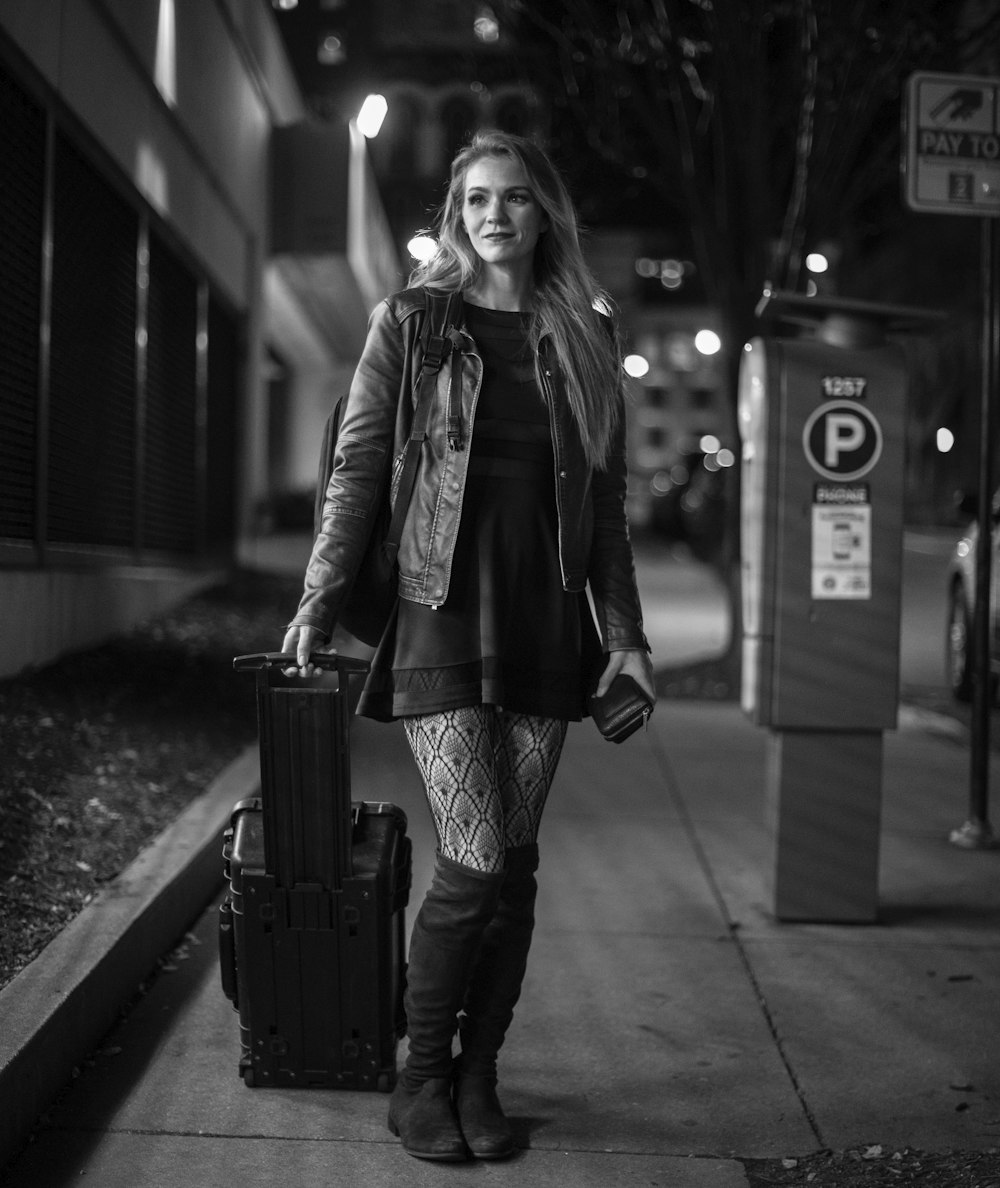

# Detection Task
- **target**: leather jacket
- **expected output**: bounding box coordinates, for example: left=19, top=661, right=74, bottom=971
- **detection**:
left=291, top=287, right=649, bottom=654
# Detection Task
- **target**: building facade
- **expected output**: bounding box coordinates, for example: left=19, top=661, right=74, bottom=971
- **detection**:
left=0, top=0, right=400, bottom=676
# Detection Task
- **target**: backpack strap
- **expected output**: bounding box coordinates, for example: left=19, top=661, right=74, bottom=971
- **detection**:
left=444, top=328, right=465, bottom=451
left=421, top=289, right=466, bottom=450
left=419, top=289, right=456, bottom=379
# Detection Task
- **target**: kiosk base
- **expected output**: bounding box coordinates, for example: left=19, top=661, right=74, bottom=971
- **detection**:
left=766, top=729, right=882, bottom=923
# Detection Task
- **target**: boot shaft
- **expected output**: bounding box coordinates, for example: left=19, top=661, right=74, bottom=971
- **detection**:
left=458, top=844, right=540, bottom=1078
left=402, top=855, right=505, bottom=1082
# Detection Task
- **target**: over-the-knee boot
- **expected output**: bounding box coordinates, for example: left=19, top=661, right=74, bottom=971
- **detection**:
left=387, top=855, right=504, bottom=1162
left=454, top=843, right=539, bottom=1160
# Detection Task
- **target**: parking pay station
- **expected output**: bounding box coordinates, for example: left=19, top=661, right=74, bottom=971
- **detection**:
left=740, top=291, right=923, bottom=922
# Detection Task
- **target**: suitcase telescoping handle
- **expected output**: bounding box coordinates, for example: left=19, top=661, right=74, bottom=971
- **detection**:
left=233, top=652, right=371, bottom=676
left=233, top=652, right=369, bottom=889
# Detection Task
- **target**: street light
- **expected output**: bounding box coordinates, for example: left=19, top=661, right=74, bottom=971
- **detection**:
left=357, top=94, right=387, bottom=138
left=407, top=235, right=437, bottom=262
left=694, top=329, right=721, bottom=356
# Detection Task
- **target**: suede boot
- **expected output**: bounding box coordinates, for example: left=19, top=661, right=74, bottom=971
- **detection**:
left=454, top=843, right=539, bottom=1160
left=387, top=855, right=504, bottom=1162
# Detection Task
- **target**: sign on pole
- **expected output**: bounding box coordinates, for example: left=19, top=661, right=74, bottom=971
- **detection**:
left=903, top=71, right=1000, bottom=217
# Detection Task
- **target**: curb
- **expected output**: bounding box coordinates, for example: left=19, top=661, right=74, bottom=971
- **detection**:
left=0, top=746, right=259, bottom=1170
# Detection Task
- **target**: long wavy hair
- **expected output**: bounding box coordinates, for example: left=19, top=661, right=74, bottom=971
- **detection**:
left=409, top=130, right=621, bottom=469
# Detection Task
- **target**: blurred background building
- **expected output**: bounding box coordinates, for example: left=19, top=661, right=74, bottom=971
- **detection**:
left=0, top=0, right=402, bottom=676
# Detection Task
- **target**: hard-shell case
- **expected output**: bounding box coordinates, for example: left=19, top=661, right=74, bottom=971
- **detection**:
left=218, top=653, right=411, bottom=1091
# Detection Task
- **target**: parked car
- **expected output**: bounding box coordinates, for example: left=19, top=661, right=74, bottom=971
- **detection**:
left=946, top=492, right=997, bottom=702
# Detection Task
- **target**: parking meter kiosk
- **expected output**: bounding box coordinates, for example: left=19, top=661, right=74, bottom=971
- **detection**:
left=740, top=292, right=923, bottom=922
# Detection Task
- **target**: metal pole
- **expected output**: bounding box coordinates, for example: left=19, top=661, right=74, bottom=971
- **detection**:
left=951, top=217, right=998, bottom=849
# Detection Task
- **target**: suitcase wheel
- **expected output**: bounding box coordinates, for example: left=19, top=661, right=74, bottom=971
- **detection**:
left=377, top=1072, right=392, bottom=1093
left=243, top=1067, right=257, bottom=1087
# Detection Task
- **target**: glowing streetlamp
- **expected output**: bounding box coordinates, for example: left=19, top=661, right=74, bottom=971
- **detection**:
left=357, top=94, right=388, bottom=139
left=623, top=354, right=650, bottom=378
left=694, top=329, right=721, bottom=356
left=407, top=235, right=437, bottom=262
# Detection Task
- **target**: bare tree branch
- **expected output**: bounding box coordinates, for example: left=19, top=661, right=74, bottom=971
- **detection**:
left=774, top=0, right=817, bottom=289
left=498, top=0, right=998, bottom=332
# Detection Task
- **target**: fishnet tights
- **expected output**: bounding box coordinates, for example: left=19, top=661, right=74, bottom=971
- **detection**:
left=403, top=706, right=568, bottom=873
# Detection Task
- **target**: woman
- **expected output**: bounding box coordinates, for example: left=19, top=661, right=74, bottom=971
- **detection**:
left=282, top=130, right=654, bottom=1162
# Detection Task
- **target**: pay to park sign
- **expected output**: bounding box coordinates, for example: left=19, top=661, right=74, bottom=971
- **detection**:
left=904, top=71, right=1000, bottom=217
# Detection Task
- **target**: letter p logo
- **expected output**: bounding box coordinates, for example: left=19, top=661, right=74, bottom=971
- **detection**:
left=803, top=402, right=883, bottom=481
left=824, top=413, right=865, bottom=467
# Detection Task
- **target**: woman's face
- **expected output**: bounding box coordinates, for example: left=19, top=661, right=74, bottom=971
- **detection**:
left=460, top=155, right=548, bottom=270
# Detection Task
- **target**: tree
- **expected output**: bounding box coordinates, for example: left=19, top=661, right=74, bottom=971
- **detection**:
left=502, top=0, right=997, bottom=354
left=497, top=0, right=1000, bottom=686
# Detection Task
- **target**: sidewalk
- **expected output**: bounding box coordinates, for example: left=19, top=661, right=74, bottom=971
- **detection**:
left=1, top=543, right=998, bottom=1186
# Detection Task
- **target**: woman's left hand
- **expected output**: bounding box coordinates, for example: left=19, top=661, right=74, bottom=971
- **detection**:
left=595, top=648, right=656, bottom=702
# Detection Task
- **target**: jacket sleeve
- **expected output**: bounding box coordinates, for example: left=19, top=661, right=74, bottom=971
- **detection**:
left=288, top=298, right=406, bottom=639
left=587, top=397, right=651, bottom=654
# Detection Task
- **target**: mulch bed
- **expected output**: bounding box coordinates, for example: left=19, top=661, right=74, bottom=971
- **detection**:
left=0, top=568, right=301, bottom=991
left=742, top=1145, right=1000, bottom=1186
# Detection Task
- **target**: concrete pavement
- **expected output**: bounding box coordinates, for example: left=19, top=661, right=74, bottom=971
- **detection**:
left=2, top=539, right=999, bottom=1186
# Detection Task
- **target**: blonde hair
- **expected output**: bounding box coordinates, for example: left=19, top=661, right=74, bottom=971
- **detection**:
left=410, top=131, right=621, bottom=468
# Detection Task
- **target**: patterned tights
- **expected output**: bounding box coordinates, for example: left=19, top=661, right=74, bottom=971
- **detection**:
left=403, top=706, right=568, bottom=874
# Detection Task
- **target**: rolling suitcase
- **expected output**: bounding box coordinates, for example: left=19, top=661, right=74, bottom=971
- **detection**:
left=218, top=652, right=411, bottom=1091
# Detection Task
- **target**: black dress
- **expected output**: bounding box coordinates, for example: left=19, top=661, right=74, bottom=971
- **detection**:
left=355, top=304, right=602, bottom=723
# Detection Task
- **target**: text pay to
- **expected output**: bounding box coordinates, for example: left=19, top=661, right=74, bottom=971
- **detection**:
left=812, top=502, right=872, bottom=599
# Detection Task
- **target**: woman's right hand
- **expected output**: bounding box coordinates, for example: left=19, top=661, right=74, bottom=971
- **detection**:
left=281, top=624, right=333, bottom=677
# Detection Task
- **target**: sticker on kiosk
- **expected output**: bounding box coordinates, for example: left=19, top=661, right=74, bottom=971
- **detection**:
left=811, top=495, right=871, bottom=599
left=803, top=401, right=881, bottom=601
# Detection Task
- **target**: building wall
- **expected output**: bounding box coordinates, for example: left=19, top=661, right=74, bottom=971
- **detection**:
left=265, top=118, right=405, bottom=497
left=0, top=0, right=304, bottom=677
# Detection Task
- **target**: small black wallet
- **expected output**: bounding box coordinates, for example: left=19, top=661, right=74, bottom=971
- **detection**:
left=588, top=674, right=654, bottom=744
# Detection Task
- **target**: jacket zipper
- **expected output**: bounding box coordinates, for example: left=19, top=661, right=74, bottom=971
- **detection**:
left=539, top=360, right=570, bottom=590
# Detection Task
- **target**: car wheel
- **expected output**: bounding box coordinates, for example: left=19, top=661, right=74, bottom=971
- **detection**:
left=947, top=583, right=973, bottom=702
